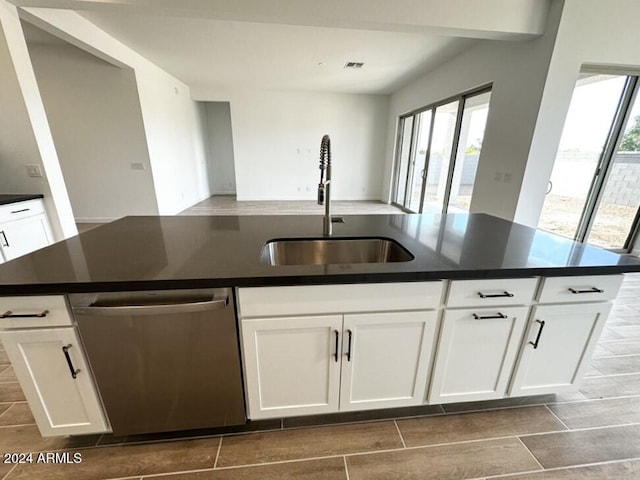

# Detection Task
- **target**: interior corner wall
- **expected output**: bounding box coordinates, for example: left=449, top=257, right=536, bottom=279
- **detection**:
left=22, top=7, right=211, bottom=216
left=28, top=43, right=159, bottom=222
left=384, top=0, right=564, bottom=223
left=204, top=102, right=236, bottom=195
left=0, top=1, right=76, bottom=240
left=515, top=0, right=640, bottom=235
left=227, top=90, right=390, bottom=201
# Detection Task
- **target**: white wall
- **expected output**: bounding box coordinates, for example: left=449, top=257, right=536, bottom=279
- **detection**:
left=21, top=7, right=211, bottom=215
left=0, top=1, right=76, bottom=239
left=224, top=90, right=389, bottom=201
left=383, top=0, right=564, bottom=224
left=203, top=102, right=236, bottom=195
left=28, top=42, right=158, bottom=222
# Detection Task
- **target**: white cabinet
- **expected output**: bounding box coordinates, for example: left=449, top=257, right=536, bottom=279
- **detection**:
left=242, top=310, right=439, bottom=419
left=508, top=303, right=610, bottom=396
left=0, top=296, right=108, bottom=437
left=238, top=282, right=443, bottom=419
left=428, top=306, right=528, bottom=404
left=508, top=274, right=621, bottom=397
left=0, top=199, right=53, bottom=262
left=340, top=311, right=438, bottom=411
left=241, top=315, right=343, bottom=419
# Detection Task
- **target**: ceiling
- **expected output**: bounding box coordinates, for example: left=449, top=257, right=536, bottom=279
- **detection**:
left=11, top=0, right=552, bottom=96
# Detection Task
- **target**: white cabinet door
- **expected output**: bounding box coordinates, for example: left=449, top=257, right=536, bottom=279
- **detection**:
left=0, top=328, right=108, bottom=437
left=241, top=315, right=343, bottom=419
left=509, top=303, right=611, bottom=397
left=0, top=213, right=52, bottom=261
left=340, top=311, right=438, bottom=411
left=428, top=306, right=528, bottom=404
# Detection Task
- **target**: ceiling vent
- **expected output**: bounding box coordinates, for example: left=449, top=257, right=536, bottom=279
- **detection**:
left=344, top=62, right=365, bottom=69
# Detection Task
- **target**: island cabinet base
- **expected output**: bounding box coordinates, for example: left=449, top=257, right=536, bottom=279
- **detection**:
left=238, top=282, right=444, bottom=419
left=238, top=275, right=623, bottom=420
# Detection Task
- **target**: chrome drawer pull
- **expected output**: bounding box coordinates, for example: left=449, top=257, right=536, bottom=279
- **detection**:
left=473, top=312, right=508, bottom=320
left=62, top=344, right=81, bottom=379
left=568, top=287, right=604, bottom=294
left=477, top=291, right=514, bottom=298
left=1, top=309, right=49, bottom=319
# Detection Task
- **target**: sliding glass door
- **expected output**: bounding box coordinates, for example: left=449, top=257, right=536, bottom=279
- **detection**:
left=538, top=73, right=640, bottom=252
left=392, top=87, right=492, bottom=214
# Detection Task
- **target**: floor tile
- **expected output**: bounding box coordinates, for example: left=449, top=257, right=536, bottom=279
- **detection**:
left=0, top=403, right=35, bottom=426
left=147, top=457, right=346, bottom=480
left=346, top=437, right=541, bottom=480
left=0, top=366, right=16, bottom=382
left=549, top=396, right=640, bottom=428
left=217, top=421, right=402, bottom=467
left=0, top=402, right=11, bottom=417
left=521, top=424, right=640, bottom=469
left=0, top=425, right=99, bottom=454
left=0, top=350, right=9, bottom=365
left=283, top=404, right=444, bottom=429
left=98, top=419, right=281, bottom=446
left=0, top=383, right=26, bottom=403
left=579, top=373, right=640, bottom=399
left=583, top=365, right=603, bottom=377
left=598, top=340, right=640, bottom=356
left=592, top=344, right=614, bottom=357
left=397, top=406, right=565, bottom=447
left=598, top=328, right=624, bottom=342
left=495, top=459, right=640, bottom=479
left=0, top=463, right=15, bottom=479
left=442, top=392, right=586, bottom=413
left=591, top=355, right=640, bottom=375
left=609, top=325, right=640, bottom=339
left=7, top=438, right=219, bottom=480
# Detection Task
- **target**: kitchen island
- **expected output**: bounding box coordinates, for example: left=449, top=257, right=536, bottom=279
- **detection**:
left=1, top=213, right=640, bottom=437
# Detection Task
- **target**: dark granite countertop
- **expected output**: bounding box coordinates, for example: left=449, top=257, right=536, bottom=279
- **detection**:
left=0, top=213, right=639, bottom=295
left=0, top=194, right=44, bottom=206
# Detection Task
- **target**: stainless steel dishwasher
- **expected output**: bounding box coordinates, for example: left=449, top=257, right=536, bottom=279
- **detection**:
left=70, top=288, right=245, bottom=435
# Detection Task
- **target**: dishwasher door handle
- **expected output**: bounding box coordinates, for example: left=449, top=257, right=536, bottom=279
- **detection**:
left=73, top=297, right=228, bottom=316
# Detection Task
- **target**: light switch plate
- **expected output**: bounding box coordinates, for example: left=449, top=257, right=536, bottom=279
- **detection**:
left=25, top=164, right=43, bottom=177
left=131, top=162, right=145, bottom=170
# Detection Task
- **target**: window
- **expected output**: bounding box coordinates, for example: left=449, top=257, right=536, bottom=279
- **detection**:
left=538, top=73, right=640, bottom=252
left=392, top=87, right=492, bottom=214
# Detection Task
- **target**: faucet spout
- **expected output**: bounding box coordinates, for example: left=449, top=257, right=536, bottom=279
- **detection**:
left=318, top=134, right=332, bottom=236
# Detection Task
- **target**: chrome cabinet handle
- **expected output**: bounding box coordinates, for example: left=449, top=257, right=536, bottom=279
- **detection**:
left=477, top=291, right=514, bottom=298
left=568, top=287, right=604, bottom=294
left=346, top=329, right=353, bottom=362
left=1, top=309, right=49, bottom=319
left=73, top=297, right=227, bottom=316
left=472, top=312, right=507, bottom=320
left=62, top=344, right=81, bottom=379
left=529, top=320, right=546, bottom=349
left=334, top=330, right=339, bottom=362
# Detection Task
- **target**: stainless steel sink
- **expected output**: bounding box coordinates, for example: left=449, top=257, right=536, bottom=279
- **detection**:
left=260, top=237, right=414, bottom=266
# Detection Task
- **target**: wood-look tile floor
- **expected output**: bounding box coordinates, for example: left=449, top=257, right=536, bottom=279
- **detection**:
left=4, top=199, right=638, bottom=478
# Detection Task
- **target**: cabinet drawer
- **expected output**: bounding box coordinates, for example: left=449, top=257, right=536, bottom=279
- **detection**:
left=238, top=282, right=443, bottom=317
left=0, top=296, right=72, bottom=329
left=0, top=199, right=45, bottom=223
left=537, top=275, right=623, bottom=304
left=446, top=278, right=538, bottom=308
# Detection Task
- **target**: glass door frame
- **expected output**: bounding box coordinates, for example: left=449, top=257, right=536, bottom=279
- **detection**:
left=574, top=75, right=640, bottom=252
left=391, top=84, right=492, bottom=214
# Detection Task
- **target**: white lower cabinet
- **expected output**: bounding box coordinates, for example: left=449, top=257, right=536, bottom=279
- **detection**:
left=241, top=310, right=439, bottom=419
left=0, top=327, right=108, bottom=436
left=0, top=199, right=53, bottom=261
left=428, top=306, right=528, bottom=404
left=241, top=315, right=343, bottom=419
left=508, top=303, right=611, bottom=396
left=340, top=311, right=438, bottom=411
